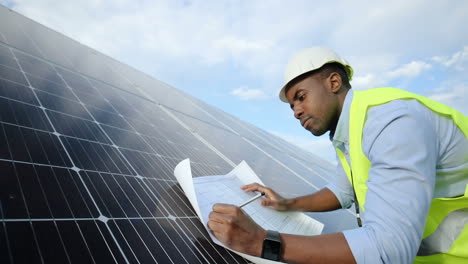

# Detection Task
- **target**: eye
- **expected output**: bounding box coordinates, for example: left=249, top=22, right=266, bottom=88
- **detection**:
left=298, top=93, right=305, bottom=101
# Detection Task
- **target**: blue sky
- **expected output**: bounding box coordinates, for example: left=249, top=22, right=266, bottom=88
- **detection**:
left=3, top=0, right=468, bottom=163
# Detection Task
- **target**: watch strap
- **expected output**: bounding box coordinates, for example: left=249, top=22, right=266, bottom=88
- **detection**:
left=261, top=230, right=282, bottom=261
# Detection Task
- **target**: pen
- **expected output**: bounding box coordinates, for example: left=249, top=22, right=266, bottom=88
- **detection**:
left=239, top=192, right=265, bottom=208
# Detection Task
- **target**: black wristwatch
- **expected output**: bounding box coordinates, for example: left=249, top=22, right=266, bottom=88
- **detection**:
left=261, top=230, right=282, bottom=261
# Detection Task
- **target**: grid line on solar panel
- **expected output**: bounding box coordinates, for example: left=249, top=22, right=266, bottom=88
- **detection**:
left=0, top=63, right=27, bottom=85
left=61, top=137, right=135, bottom=175
left=1, top=57, right=232, bottom=182
left=158, top=105, right=237, bottom=166
left=242, top=137, right=323, bottom=189
left=196, top=106, right=332, bottom=182
left=0, top=157, right=201, bottom=221
left=0, top=53, right=19, bottom=70
left=124, top=204, right=221, bottom=264
left=28, top=74, right=77, bottom=101
left=165, top=104, right=237, bottom=134
left=8, top=44, right=151, bottom=230
left=1, top=24, right=346, bottom=258
left=0, top=117, right=225, bottom=179
left=0, top=156, right=167, bottom=190
left=0, top=11, right=40, bottom=57
left=0, top=96, right=52, bottom=131
left=14, top=57, right=149, bottom=183
left=74, top=89, right=117, bottom=114
left=76, top=169, right=217, bottom=263
left=2, top=41, right=238, bottom=136
left=250, top=124, right=335, bottom=168
left=0, top=160, right=99, bottom=219
left=0, top=80, right=237, bottom=174
left=0, top=115, right=121, bottom=155
left=5, top=222, right=43, bottom=262
left=110, top=219, right=194, bottom=264
left=141, top=180, right=248, bottom=264
left=47, top=110, right=112, bottom=144
left=0, top=14, right=264, bottom=264
left=0, top=122, right=72, bottom=167
left=1, top=42, right=245, bottom=169
left=56, top=67, right=101, bottom=96
left=0, top=78, right=38, bottom=105
left=48, top=64, right=210, bottom=185
left=0, top=215, right=13, bottom=264
left=0, top=42, right=11, bottom=55
left=2, top=120, right=223, bottom=264
left=241, top=137, right=331, bottom=185
left=15, top=51, right=66, bottom=86
left=34, top=90, right=92, bottom=120
left=0, top=217, right=199, bottom=222
left=1, top=41, right=147, bottom=104
left=14, top=220, right=127, bottom=263
left=166, top=110, right=329, bottom=194
left=0, top=75, right=27, bottom=90
left=40, top=85, right=236, bottom=168
left=80, top=171, right=165, bottom=218
left=182, top=218, right=250, bottom=264
left=187, top=93, right=337, bottom=176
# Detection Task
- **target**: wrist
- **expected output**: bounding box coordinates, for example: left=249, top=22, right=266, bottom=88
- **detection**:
left=285, top=198, right=297, bottom=211
left=261, top=230, right=283, bottom=261
left=255, top=229, right=268, bottom=257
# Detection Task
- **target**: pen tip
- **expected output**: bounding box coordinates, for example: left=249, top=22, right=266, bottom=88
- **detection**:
left=261, top=192, right=265, bottom=196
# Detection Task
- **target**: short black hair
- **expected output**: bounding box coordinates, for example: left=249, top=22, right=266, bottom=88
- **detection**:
left=316, top=62, right=352, bottom=89
left=285, top=62, right=352, bottom=95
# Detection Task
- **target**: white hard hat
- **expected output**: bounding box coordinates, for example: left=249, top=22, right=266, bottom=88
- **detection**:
left=279, top=46, right=353, bottom=102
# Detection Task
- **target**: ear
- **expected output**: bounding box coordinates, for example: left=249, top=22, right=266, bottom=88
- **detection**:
left=328, top=72, right=342, bottom=94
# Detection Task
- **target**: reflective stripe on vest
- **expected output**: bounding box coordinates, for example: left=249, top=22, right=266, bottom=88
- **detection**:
left=336, top=87, right=468, bottom=263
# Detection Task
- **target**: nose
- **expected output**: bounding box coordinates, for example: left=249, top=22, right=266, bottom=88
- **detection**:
left=293, top=105, right=303, bottom=120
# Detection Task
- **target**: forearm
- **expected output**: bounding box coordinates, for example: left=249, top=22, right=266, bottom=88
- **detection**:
left=280, top=232, right=355, bottom=264
left=287, top=187, right=342, bottom=212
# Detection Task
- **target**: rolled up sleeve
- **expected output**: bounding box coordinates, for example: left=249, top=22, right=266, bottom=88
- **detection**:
left=325, top=162, right=354, bottom=209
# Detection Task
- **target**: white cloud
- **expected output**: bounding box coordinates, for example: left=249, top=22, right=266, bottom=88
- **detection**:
left=431, top=46, right=468, bottom=70
left=8, top=0, right=281, bottom=68
left=387, top=61, right=432, bottom=79
left=231, top=86, right=270, bottom=100
left=352, top=73, right=386, bottom=90
left=427, top=46, right=468, bottom=115
left=330, top=1, right=468, bottom=58
left=6, top=0, right=468, bottom=93
left=352, top=61, right=432, bottom=90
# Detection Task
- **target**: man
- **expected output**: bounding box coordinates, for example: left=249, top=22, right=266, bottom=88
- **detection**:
left=208, top=47, right=468, bottom=263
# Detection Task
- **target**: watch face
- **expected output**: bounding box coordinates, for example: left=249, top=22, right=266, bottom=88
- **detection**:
left=263, top=239, right=281, bottom=261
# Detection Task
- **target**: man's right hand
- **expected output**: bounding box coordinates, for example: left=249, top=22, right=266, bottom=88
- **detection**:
left=241, top=183, right=294, bottom=211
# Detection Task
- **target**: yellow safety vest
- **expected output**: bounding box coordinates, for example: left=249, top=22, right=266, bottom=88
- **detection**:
left=336, top=87, right=468, bottom=263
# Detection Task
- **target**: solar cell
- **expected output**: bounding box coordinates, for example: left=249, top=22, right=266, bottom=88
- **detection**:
left=0, top=5, right=356, bottom=263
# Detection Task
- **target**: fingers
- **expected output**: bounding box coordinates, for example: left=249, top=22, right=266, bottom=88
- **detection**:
left=241, top=182, right=266, bottom=193
left=241, top=183, right=282, bottom=202
left=212, top=203, right=238, bottom=214
left=261, top=199, right=276, bottom=207
left=207, top=217, right=225, bottom=232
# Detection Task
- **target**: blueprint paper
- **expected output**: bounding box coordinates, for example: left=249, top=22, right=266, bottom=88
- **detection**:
left=174, top=159, right=324, bottom=264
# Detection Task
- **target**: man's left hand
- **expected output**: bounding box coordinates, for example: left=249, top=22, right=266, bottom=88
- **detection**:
left=208, top=203, right=267, bottom=256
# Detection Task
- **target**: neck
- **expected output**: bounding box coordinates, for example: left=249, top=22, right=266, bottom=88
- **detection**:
left=330, top=88, right=349, bottom=135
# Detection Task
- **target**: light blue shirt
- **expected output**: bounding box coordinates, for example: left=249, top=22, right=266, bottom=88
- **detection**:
left=326, top=89, right=468, bottom=264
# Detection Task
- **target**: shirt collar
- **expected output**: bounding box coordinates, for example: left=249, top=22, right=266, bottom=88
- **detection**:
left=331, top=89, right=353, bottom=147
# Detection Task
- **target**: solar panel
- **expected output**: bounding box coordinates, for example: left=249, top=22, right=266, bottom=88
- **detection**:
left=0, top=5, right=356, bottom=263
